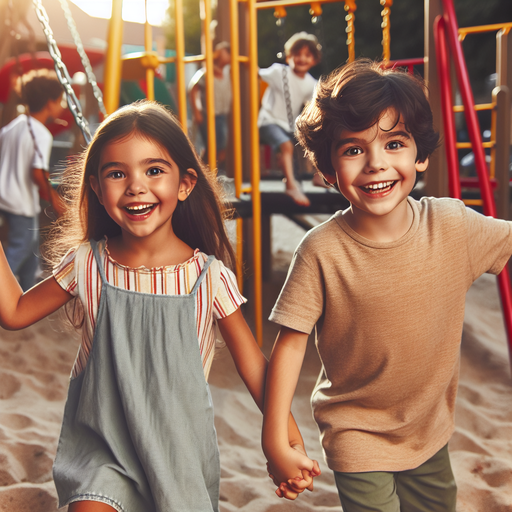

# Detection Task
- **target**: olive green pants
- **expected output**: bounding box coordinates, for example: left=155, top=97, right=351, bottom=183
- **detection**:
left=334, top=445, right=457, bottom=512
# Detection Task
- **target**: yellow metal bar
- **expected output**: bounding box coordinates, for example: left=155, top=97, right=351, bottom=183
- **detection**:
left=463, top=199, right=483, bottom=206
left=249, top=0, right=263, bottom=346
left=344, top=1, right=355, bottom=62
left=230, top=0, right=244, bottom=290
left=103, top=0, right=124, bottom=114
left=203, top=0, right=217, bottom=173
left=380, top=0, right=392, bottom=62
left=458, top=22, right=512, bottom=40
left=174, top=0, right=187, bottom=127
left=144, top=1, right=154, bottom=101
left=255, top=0, right=339, bottom=9
left=452, top=103, right=493, bottom=112
left=238, top=55, right=250, bottom=63
left=456, top=141, right=494, bottom=149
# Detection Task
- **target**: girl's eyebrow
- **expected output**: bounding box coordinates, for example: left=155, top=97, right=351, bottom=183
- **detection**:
left=99, top=158, right=172, bottom=173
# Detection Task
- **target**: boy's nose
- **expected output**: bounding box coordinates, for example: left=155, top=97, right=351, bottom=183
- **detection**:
left=365, top=151, right=389, bottom=173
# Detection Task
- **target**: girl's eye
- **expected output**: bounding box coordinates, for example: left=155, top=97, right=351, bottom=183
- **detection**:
left=106, top=171, right=124, bottom=179
left=147, top=167, right=164, bottom=176
left=344, top=147, right=362, bottom=156
left=387, top=140, right=404, bottom=150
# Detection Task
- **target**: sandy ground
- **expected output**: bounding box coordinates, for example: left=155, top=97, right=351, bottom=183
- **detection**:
left=0, top=215, right=512, bottom=511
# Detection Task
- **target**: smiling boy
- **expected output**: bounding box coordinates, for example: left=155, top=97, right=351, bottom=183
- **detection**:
left=262, top=59, right=512, bottom=511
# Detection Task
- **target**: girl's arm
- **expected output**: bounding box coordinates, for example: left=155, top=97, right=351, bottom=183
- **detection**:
left=217, top=309, right=301, bottom=442
left=0, top=243, right=73, bottom=330
left=217, top=310, right=319, bottom=498
left=261, top=326, right=316, bottom=488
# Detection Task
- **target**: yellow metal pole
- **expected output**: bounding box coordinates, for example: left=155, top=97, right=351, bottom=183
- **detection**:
left=203, top=0, right=217, bottom=173
left=380, top=0, right=392, bottom=62
left=248, top=0, right=263, bottom=346
left=344, top=1, right=356, bottom=62
left=144, top=0, right=155, bottom=101
left=103, top=0, right=124, bottom=114
left=230, top=0, right=244, bottom=288
left=174, top=0, right=187, bottom=128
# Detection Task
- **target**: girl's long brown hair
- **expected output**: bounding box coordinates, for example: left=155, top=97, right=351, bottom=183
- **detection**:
left=45, top=101, right=236, bottom=324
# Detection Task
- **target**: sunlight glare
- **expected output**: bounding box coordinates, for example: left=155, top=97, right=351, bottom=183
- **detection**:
left=70, top=0, right=169, bottom=26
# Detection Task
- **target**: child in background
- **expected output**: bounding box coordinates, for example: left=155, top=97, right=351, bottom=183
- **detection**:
left=0, top=69, right=64, bottom=290
left=258, top=32, right=321, bottom=207
left=262, top=59, right=512, bottom=511
left=0, top=101, right=316, bottom=511
left=189, top=42, right=232, bottom=171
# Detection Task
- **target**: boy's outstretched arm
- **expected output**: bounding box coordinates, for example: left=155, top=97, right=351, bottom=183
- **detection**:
left=262, top=326, right=317, bottom=489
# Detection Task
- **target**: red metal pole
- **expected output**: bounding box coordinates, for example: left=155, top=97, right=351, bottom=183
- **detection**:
left=440, top=0, right=495, bottom=217
left=434, top=15, right=461, bottom=200
left=440, top=0, right=512, bottom=372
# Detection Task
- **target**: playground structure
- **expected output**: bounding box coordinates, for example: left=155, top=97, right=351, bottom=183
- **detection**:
left=0, top=0, right=511, bottom=367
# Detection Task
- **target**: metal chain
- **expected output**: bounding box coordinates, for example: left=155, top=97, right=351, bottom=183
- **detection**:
left=282, top=64, right=295, bottom=132
left=32, top=0, right=92, bottom=144
left=58, top=0, right=107, bottom=116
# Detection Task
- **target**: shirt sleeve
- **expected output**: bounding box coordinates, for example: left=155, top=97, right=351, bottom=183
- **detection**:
left=465, top=205, right=512, bottom=279
left=269, top=245, right=325, bottom=334
left=32, top=124, right=53, bottom=171
left=52, top=247, right=79, bottom=296
left=258, top=63, right=282, bottom=88
left=213, top=261, right=247, bottom=319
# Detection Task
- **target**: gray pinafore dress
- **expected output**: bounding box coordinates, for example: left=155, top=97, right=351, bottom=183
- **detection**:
left=53, top=240, right=220, bottom=511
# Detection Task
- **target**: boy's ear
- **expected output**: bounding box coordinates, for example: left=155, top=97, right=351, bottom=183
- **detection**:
left=415, top=158, right=429, bottom=173
left=89, top=175, right=104, bottom=205
left=178, top=169, right=198, bottom=201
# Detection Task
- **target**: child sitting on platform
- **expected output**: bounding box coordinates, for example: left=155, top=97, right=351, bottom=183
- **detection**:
left=258, top=32, right=321, bottom=207
left=262, top=58, right=512, bottom=511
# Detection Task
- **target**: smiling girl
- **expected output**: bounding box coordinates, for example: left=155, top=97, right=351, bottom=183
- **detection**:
left=0, top=101, right=316, bottom=511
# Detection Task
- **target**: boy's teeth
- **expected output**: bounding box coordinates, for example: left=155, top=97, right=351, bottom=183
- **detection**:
left=364, top=181, right=394, bottom=190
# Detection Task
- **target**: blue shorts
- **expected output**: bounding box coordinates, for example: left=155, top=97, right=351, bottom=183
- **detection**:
left=199, top=114, right=228, bottom=152
left=259, top=124, right=295, bottom=150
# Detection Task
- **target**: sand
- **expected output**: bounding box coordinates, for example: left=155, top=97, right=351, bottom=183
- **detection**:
left=0, top=215, right=512, bottom=511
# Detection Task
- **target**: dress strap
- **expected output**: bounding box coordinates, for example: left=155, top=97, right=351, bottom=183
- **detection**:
left=191, top=255, right=215, bottom=295
left=90, top=239, right=108, bottom=284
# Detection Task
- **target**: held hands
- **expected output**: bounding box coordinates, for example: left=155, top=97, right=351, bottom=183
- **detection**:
left=266, top=444, right=321, bottom=500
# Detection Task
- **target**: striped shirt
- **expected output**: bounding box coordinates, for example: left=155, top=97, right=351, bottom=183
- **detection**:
left=53, top=239, right=246, bottom=379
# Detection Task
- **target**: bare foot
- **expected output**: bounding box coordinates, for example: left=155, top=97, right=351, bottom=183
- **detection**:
left=285, top=185, right=310, bottom=207
left=312, top=172, right=331, bottom=188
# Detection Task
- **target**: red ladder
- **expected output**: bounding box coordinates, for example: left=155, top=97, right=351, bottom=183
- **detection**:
left=434, top=0, right=512, bottom=372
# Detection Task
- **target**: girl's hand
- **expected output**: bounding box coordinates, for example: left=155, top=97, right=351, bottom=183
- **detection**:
left=265, top=444, right=316, bottom=498
left=267, top=444, right=321, bottom=499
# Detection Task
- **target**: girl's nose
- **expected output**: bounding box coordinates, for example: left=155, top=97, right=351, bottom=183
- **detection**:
left=125, top=176, right=148, bottom=195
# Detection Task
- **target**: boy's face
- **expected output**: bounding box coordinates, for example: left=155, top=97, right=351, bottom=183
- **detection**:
left=287, top=46, right=317, bottom=77
left=329, top=108, right=428, bottom=228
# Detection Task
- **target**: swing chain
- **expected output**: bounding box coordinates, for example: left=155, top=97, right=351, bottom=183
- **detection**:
left=32, top=0, right=92, bottom=144
left=281, top=65, right=295, bottom=132
left=58, top=0, right=107, bottom=116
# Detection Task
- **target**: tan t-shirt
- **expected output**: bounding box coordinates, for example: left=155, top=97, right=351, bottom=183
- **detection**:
left=270, top=197, right=512, bottom=473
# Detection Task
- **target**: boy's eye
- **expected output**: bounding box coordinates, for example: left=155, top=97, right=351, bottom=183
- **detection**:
left=106, top=170, right=124, bottom=179
left=147, top=167, right=164, bottom=176
left=344, top=147, right=362, bottom=156
left=387, top=141, right=404, bottom=150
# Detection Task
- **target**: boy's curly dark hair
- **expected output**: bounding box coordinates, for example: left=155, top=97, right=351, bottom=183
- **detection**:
left=296, top=59, right=439, bottom=179
left=18, top=69, right=63, bottom=114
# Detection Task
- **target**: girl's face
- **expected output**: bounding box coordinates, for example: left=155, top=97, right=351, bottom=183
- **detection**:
left=90, top=133, right=196, bottom=243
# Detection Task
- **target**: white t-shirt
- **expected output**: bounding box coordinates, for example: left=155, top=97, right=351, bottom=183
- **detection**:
left=258, top=63, right=317, bottom=132
left=0, top=114, right=52, bottom=217
left=188, top=66, right=232, bottom=116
